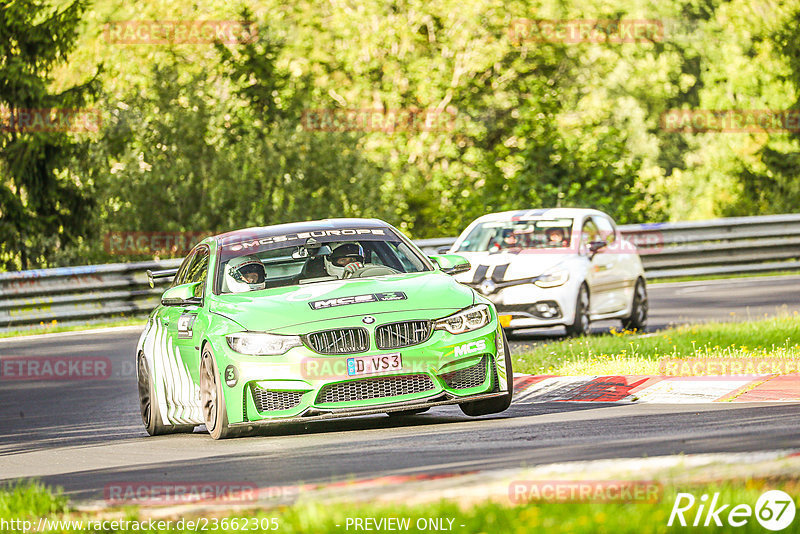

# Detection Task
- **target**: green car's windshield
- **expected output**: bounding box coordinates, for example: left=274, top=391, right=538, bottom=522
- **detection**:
left=216, top=238, right=430, bottom=294
left=454, top=218, right=575, bottom=252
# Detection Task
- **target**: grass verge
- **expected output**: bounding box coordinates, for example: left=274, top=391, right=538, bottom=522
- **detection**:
left=647, top=270, right=800, bottom=284
left=1, top=479, right=797, bottom=533
left=512, top=314, right=800, bottom=376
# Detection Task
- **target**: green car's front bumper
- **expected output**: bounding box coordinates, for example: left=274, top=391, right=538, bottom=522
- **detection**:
left=212, top=315, right=507, bottom=427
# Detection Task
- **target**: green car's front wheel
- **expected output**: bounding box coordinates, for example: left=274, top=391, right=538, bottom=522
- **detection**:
left=200, top=345, right=233, bottom=440
left=137, top=352, right=194, bottom=436
left=459, top=331, right=514, bottom=417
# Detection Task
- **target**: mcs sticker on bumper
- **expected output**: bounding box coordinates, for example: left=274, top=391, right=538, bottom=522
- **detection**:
left=454, top=339, right=487, bottom=357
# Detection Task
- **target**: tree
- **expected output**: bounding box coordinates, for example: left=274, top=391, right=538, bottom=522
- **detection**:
left=88, top=14, right=379, bottom=258
left=0, top=0, right=100, bottom=270
left=726, top=4, right=800, bottom=216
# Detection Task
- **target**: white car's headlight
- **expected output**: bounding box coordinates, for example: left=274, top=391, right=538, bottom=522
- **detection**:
left=435, top=304, right=491, bottom=335
left=226, top=332, right=302, bottom=355
left=534, top=270, right=569, bottom=288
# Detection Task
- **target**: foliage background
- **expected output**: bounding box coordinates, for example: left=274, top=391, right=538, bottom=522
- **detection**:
left=1, top=0, right=799, bottom=269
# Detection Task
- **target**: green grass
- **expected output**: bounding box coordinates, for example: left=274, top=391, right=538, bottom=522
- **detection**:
left=0, top=317, right=145, bottom=339
left=512, top=314, right=800, bottom=376
left=1, top=479, right=797, bottom=533
left=648, top=270, right=800, bottom=284
left=0, top=481, right=68, bottom=519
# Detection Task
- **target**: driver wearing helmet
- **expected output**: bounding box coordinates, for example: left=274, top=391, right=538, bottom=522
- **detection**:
left=324, top=243, right=366, bottom=279
left=225, top=255, right=266, bottom=293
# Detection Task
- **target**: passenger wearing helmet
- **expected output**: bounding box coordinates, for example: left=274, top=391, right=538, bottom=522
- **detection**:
left=324, top=243, right=366, bottom=279
left=225, top=255, right=266, bottom=293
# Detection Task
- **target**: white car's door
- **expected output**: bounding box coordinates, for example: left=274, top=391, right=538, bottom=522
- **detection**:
left=591, top=215, right=630, bottom=313
left=581, top=216, right=619, bottom=315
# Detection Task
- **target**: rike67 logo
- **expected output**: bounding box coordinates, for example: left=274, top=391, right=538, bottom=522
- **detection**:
left=669, top=490, right=796, bottom=531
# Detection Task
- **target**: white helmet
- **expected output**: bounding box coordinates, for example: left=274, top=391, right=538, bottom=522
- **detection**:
left=225, top=255, right=266, bottom=293
left=324, top=243, right=365, bottom=278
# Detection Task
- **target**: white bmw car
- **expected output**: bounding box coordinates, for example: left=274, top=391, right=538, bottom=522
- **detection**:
left=447, top=208, right=647, bottom=335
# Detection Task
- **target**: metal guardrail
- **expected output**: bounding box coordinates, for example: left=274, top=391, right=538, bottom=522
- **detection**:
left=2, top=214, right=799, bottom=331
left=0, top=259, right=182, bottom=330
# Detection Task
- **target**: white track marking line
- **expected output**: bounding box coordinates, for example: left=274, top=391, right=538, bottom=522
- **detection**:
left=634, top=379, right=753, bottom=403
left=0, top=325, right=143, bottom=344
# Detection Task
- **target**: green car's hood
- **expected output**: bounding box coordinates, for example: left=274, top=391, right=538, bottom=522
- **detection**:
left=209, top=272, right=475, bottom=332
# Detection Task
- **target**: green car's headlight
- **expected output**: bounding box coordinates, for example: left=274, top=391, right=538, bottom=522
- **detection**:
left=434, top=304, right=491, bottom=335
left=534, top=269, right=569, bottom=288
left=226, top=332, right=302, bottom=356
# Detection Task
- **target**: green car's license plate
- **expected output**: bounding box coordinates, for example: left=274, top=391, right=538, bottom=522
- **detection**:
left=346, top=353, right=402, bottom=376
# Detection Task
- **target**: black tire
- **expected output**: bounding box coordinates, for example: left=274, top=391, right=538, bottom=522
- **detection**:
left=565, top=284, right=590, bottom=337
left=622, top=278, right=648, bottom=331
left=137, top=352, right=194, bottom=436
left=460, top=331, right=513, bottom=416
left=200, top=346, right=233, bottom=440
left=387, top=408, right=430, bottom=417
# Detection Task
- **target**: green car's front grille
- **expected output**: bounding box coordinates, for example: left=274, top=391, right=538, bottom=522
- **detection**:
left=251, top=386, right=305, bottom=412
left=375, top=320, right=433, bottom=349
left=305, top=327, right=369, bottom=354
left=440, top=355, right=489, bottom=390
left=316, top=374, right=436, bottom=404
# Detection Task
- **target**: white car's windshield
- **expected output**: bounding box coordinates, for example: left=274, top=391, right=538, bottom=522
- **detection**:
left=455, top=219, right=574, bottom=252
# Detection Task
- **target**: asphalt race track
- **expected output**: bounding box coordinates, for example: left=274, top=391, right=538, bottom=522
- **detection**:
left=509, top=274, right=800, bottom=340
left=1, top=276, right=799, bottom=502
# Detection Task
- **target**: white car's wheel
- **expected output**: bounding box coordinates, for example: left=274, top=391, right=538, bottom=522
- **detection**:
left=565, top=284, right=590, bottom=337
left=622, top=278, right=648, bottom=331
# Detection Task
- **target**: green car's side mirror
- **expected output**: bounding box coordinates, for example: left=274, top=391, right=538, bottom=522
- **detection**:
left=161, top=282, right=202, bottom=306
left=429, top=254, right=471, bottom=276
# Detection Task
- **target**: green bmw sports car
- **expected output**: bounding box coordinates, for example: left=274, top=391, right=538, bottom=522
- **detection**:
left=137, top=219, right=513, bottom=439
